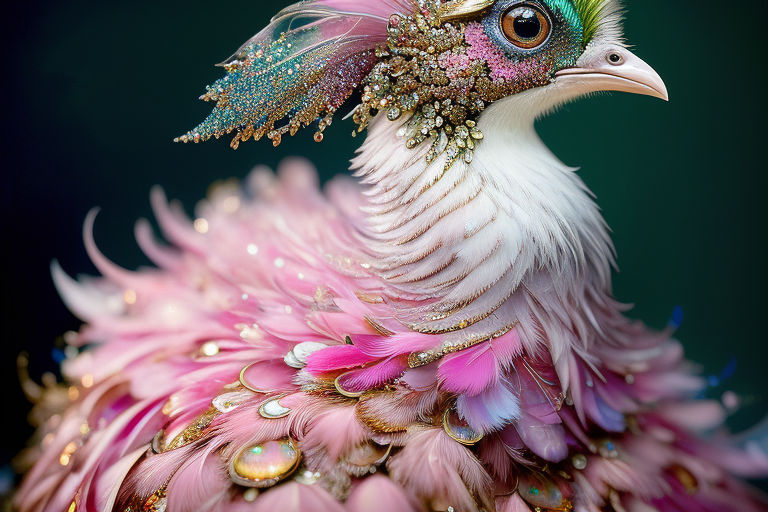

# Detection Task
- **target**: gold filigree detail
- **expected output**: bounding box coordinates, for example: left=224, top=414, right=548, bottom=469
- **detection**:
left=408, top=322, right=519, bottom=367
left=364, top=315, right=395, bottom=336
left=437, top=0, right=496, bottom=21
left=162, top=409, right=217, bottom=452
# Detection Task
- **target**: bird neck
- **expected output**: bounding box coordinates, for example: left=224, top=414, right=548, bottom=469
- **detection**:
left=353, top=90, right=614, bottom=335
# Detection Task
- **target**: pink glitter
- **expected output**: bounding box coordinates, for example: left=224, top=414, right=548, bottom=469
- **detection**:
left=464, top=22, right=543, bottom=82
left=437, top=51, right=473, bottom=79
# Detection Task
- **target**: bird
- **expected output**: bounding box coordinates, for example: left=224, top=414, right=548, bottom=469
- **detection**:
left=14, top=0, right=768, bottom=511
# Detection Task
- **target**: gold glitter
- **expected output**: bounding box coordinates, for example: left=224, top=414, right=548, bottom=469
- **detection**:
left=59, top=441, right=78, bottom=466
left=164, top=409, right=217, bottom=451
left=408, top=322, right=518, bottom=367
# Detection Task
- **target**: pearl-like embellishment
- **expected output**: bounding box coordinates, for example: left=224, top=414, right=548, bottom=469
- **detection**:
left=291, top=342, right=327, bottom=364
left=283, top=342, right=327, bottom=369
left=572, top=453, right=588, bottom=470
left=258, top=397, right=291, bottom=419
left=230, top=438, right=301, bottom=488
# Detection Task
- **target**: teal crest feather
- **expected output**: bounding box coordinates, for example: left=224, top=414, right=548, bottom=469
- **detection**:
left=175, top=4, right=386, bottom=149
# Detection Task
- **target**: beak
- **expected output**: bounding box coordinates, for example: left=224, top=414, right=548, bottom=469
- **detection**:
left=555, top=45, right=668, bottom=101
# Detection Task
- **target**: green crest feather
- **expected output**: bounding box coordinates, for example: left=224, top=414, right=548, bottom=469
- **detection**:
left=572, top=0, right=607, bottom=45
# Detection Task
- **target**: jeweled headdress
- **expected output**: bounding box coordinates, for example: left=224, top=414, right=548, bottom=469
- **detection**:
left=177, top=0, right=607, bottom=165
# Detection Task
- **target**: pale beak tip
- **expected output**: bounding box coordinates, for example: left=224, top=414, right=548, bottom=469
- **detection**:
left=658, top=85, right=670, bottom=102
left=556, top=46, right=670, bottom=103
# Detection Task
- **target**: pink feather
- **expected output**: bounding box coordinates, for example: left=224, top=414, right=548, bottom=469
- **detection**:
left=387, top=428, right=494, bottom=512
left=345, top=475, right=419, bottom=512
left=438, top=331, right=522, bottom=396
left=252, top=482, right=346, bottom=512
left=335, top=356, right=408, bottom=393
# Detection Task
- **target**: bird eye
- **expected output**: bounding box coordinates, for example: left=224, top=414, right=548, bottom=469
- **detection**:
left=501, top=4, right=551, bottom=50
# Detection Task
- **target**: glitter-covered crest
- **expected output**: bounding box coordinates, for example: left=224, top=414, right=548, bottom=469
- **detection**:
left=175, top=1, right=394, bottom=148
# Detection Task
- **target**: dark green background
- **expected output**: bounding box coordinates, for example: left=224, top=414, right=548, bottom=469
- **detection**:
left=2, top=0, right=766, bottom=483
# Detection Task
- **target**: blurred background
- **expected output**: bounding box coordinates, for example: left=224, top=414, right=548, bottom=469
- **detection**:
left=2, top=0, right=766, bottom=494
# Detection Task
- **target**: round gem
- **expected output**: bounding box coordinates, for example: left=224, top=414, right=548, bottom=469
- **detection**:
left=518, top=472, right=569, bottom=510
left=572, top=454, right=588, bottom=470
left=230, top=438, right=301, bottom=488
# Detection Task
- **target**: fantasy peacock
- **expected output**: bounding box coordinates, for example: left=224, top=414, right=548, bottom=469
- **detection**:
left=15, top=0, right=768, bottom=510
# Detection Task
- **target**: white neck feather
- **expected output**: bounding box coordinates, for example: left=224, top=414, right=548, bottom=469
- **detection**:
left=352, top=88, right=614, bottom=343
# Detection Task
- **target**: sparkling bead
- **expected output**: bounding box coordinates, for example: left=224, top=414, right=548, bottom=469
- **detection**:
left=572, top=454, right=588, bottom=470
left=598, top=439, right=619, bottom=458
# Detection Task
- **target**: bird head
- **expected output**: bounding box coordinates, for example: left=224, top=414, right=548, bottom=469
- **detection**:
left=462, top=0, right=668, bottom=101
left=176, top=0, right=666, bottom=163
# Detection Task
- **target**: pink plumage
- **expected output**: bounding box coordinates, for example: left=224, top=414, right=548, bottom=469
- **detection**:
left=14, top=0, right=768, bottom=511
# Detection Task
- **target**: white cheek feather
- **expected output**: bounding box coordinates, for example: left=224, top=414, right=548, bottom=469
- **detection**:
left=353, top=84, right=617, bottom=378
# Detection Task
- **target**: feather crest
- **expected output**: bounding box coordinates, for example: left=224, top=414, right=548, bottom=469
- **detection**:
left=175, top=0, right=414, bottom=148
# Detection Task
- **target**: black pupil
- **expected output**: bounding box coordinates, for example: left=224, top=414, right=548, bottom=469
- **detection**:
left=513, top=11, right=541, bottom=40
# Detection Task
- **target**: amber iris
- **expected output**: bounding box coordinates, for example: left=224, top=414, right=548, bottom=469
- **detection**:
left=501, top=4, right=551, bottom=49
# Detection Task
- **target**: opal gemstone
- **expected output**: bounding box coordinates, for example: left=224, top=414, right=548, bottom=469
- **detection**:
left=518, top=472, right=571, bottom=511
left=230, top=438, right=301, bottom=488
